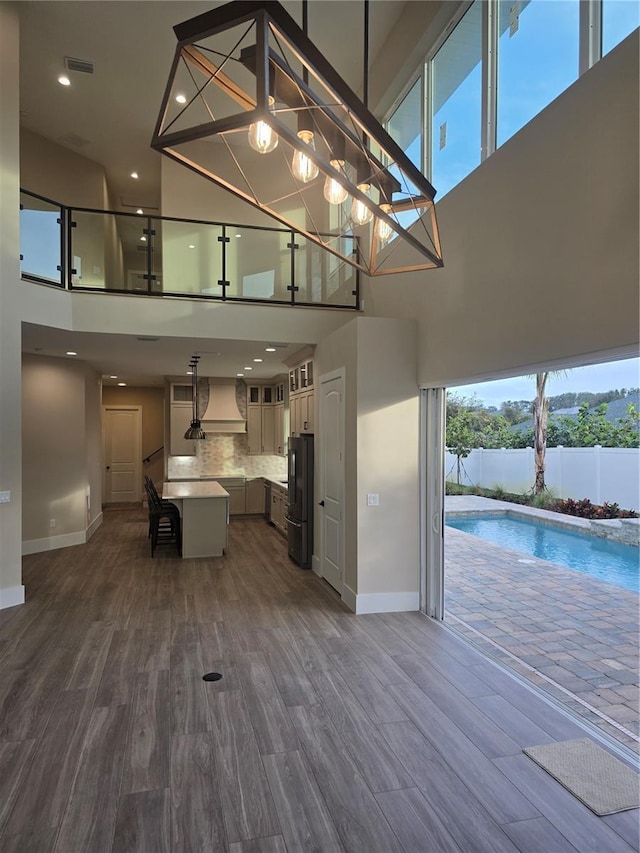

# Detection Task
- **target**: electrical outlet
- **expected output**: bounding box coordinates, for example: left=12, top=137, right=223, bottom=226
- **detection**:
left=0, top=490, right=10, bottom=503
left=367, top=493, right=379, bottom=506
left=49, top=518, right=56, bottom=528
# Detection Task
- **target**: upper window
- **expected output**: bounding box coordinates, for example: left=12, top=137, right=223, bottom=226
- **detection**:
left=431, top=0, right=483, bottom=199
left=602, top=0, right=640, bottom=56
left=497, top=0, right=580, bottom=147
left=387, top=76, right=424, bottom=230
left=388, top=76, right=423, bottom=170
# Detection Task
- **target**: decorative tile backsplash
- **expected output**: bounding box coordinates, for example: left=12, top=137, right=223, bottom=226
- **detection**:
left=168, top=379, right=287, bottom=480
left=168, top=433, right=287, bottom=479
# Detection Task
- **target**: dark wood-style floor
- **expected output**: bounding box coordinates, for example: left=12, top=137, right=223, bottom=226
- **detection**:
left=0, top=509, right=637, bottom=852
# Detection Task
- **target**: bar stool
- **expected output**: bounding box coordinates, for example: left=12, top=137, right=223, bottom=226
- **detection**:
left=144, top=477, right=181, bottom=556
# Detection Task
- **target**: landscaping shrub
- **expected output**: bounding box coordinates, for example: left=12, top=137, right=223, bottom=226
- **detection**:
left=446, top=482, right=638, bottom=518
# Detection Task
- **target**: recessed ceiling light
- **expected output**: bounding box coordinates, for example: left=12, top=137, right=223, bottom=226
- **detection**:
left=175, top=94, right=187, bottom=104
left=235, top=233, right=242, bottom=238
left=117, top=382, right=127, bottom=387
left=109, top=375, right=118, bottom=379
left=140, top=235, right=147, bottom=242
left=188, top=244, right=195, bottom=249
left=186, top=370, right=193, bottom=375
left=58, top=75, right=71, bottom=86
left=130, top=171, right=139, bottom=179
left=236, top=372, right=244, bottom=377
left=66, top=350, right=77, bottom=356
left=136, top=208, right=144, bottom=215
left=253, top=358, right=263, bottom=362
left=265, top=347, right=276, bottom=352
left=243, top=366, right=252, bottom=370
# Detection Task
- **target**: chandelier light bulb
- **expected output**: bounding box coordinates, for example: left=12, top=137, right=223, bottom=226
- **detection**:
left=376, top=203, right=394, bottom=244
left=323, top=159, right=349, bottom=205
left=248, top=96, right=278, bottom=154
left=350, top=183, right=374, bottom=226
left=292, top=129, right=319, bottom=183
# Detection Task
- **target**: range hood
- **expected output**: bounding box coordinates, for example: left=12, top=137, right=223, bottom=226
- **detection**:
left=201, top=378, right=246, bottom=433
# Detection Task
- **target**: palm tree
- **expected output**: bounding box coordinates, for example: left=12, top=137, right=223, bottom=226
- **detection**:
left=532, top=372, right=550, bottom=494
left=531, top=370, right=566, bottom=495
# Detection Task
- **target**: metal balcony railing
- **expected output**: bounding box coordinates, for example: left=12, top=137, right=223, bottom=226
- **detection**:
left=19, top=189, right=360, bottom=310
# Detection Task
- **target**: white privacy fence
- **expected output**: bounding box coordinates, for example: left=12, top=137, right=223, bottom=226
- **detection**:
left=445, top=446, right=640, bottom=510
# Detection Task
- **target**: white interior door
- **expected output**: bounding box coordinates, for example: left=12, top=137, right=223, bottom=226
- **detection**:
left=103, top=406, right=142, bottom=503
left=319, top=370, right=345, bottom=592
left=420, top=388, right=445, bottom=619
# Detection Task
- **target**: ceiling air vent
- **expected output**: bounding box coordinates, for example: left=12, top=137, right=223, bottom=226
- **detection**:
left=64, top=56, right=95, bottom=75
left=58, top=132, right=90, bottom=148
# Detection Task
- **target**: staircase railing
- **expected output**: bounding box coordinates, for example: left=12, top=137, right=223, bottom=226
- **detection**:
left=20, top=189, right=360, bottom=310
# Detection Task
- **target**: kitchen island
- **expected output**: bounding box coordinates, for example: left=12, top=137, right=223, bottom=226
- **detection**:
left=162, top=480, right=229, bottom=558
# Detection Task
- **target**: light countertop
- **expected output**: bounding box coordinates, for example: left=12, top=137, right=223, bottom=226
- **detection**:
left=163, top=481, right=230, bottom=500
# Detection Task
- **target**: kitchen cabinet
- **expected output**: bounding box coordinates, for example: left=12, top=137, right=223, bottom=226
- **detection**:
left=246, top=478, right=265, bottom=514
left=170, top=384, right=196, bottom=456
left=214, top=477, right=246, bottom=515
left=286, top=351, right=315, bottom=438
left=247, top=407, right=262, bottom=454
left=270, top=482, right=288, bottom=536
left=274, top=402, right=287, bottom=456
left=247, top=404, right=275, bottom=454
left=290, top=388, right=314, bottom=436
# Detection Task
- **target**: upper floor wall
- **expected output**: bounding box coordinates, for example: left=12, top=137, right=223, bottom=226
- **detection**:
left=365, top=29, right=639, bottom=387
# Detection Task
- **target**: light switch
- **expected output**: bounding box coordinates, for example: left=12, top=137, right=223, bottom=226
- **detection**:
left=0, top=490, right=10, bottom=503
left=367, top=493, right=379, bottom=506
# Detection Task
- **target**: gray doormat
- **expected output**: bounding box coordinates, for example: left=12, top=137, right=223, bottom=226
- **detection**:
left=524, top=738, right=640, bottom=815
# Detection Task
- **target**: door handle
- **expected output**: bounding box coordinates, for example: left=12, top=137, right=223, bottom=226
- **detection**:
left=319, top=500, right=325, bottom=506
left=285, top=515, right=302, bottom=528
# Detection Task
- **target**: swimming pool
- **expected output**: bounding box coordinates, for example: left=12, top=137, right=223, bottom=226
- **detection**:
left=446, top=514, right=639, bottom=592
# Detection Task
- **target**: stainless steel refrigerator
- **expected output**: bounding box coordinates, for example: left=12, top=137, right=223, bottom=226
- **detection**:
left=286, top=434, right=314, bottom=568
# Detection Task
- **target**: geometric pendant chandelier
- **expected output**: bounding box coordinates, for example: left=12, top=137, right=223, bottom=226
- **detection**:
left=152, top=0, right=443, bottom=276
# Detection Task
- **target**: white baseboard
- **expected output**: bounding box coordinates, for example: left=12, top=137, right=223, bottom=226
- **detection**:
left=311, top=554, right=322, bottom=577
left=0, top=585, right=25, bottom=609
left=23, top=530, right=86, bottom=556
left=86, top=512, right=103, bottom=541
left=343, top=587, right=420, bottom=615
left=342, top=584, right=357, bottom=612
left=23, top=512, right=104, bottom=556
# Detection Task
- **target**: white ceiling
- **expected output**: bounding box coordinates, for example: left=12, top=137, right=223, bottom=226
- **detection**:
left=22, top=323, right=305, bottom=385
left=18, top=0, right=406, bottom=383
left=19, top=1, right=406, bottom=213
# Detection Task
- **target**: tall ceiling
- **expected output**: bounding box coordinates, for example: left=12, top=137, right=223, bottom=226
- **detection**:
left=18, top=1, right=408, bottom=383
left=18, top=1, right=407, bottom=214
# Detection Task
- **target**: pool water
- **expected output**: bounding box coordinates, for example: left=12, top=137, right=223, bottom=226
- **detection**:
left=446, top=514, right=639, bottom=592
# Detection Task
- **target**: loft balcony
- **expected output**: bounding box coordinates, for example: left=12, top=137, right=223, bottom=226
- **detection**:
left=19, top=189, right=360, bottom=310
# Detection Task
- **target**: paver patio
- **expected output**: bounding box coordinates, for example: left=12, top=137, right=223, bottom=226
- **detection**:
left=444, top=497, right=640, bottom=755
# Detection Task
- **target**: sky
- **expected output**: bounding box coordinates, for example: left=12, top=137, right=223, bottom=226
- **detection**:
left=453, top=357, right=640, bottom=409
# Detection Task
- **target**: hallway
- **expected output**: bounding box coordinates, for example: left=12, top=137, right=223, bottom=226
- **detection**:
left=0, top=509, right=637, bottom=851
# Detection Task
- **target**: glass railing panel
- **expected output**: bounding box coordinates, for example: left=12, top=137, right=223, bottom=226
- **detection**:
left=71, top=211, right=158, bottom=292
left=154, top=219, right=223, bottom=297
left=20, top=192, right=63, bottom=285
left=293, top=234, right=358, bottom=307
left=68, top=209, right=112, bottom=289
left=22, top=190, right=359, bottom=309
left=226, top=226, right=292, bottom=302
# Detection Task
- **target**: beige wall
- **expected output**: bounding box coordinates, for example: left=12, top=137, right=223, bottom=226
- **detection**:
left=102, top=385, right=166, bottom=487
left=21, top=128, right=108, bottom=208
left=365, top=31, right=640, bottom=387
left=85, top=367, right=103, bottom=531
left=356, top=318, right=419, bottom=597
left=22, top=354, right=91, bottom=542
left=316, top=316, right=419, bottom=601
left=0, top=3, right=23, bottom=606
